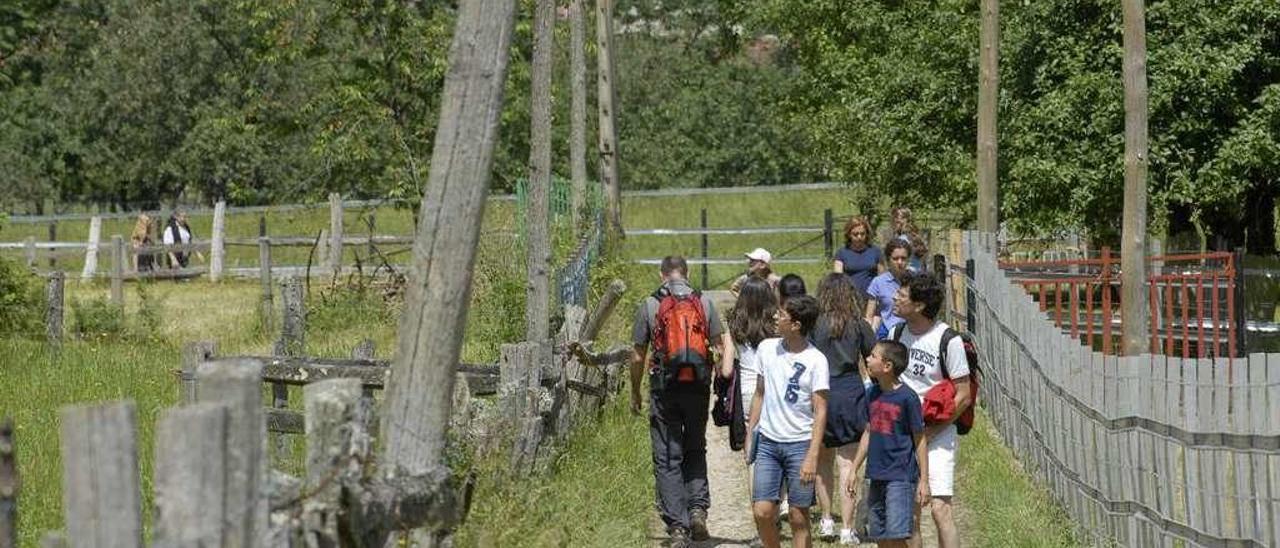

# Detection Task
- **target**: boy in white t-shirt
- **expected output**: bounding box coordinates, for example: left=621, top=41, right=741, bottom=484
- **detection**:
left=890, top=273, right=971, bottom=548
left=745, top=295, right=829, bottom=548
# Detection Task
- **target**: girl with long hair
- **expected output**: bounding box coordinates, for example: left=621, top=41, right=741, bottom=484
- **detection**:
left=130, top=214, right=155, bottom=272
left=727, top=276, right=778, bottom=545
left=812, top=273, right=877, bottom=544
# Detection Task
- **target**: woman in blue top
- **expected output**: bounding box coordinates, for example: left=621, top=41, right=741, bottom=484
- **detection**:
left=833, top=216, right=881, bottom=296
left=865, top=239, right=911, bottom=339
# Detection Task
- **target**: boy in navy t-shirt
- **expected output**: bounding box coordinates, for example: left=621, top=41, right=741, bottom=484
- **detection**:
left=845, top=340, right=928, bottom=547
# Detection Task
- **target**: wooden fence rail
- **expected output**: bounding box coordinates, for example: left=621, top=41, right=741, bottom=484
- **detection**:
left=963, top=231, right=1280, bottom=547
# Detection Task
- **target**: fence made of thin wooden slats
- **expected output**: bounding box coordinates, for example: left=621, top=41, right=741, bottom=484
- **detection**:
left=963, top=231, right=1280, bottom=547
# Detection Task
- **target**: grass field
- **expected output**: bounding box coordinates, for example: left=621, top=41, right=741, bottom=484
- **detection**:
left=0, top=186, right=1076, bottom=547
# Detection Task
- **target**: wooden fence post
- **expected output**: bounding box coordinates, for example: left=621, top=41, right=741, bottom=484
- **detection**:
left=152, top=403, right=229, bottom=546
left=380, top=0, right=516, bottom=498
left=316, top=229, right=330, bottom=269
left=700, top=208, right=709, bottom=290
left=23, top=237, right=35, bottom=268
left=82, top=216, right=101, bottom=281
left=110, top=235, right=125, bottom=306
left=180, top=341, right=217, bottom=405
left=596, top=0, right=623, bottom=237
left=210, top=200, right=226, bottom=282
left=525, top=0, right=554, bottom=344
left=1, top=418, right=16, bottom=548
left=580, top=279, right=627, bottom=343
left=58, top=401, right=142, bottom=547
left=46, top=272, right=64, bottom=345
left=569, top=0, right=588, bottom=232
left=303, top=378, right=365, bottom=543
left=328, top=193, right=344, bottom=272
left=259, top=237, right=274, bottom=334
left=281, top=278, right=305, bottom=356
left=352, top=339, right=377, bottom=402
left=196, top=358, right=268, bottom=547
left=47, top=223, right=57, bottom=270
left=823, top=209, right=834, bottom=260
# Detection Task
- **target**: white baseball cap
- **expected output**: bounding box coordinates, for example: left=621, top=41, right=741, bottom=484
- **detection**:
left=745, top=248, right=772, bottom=263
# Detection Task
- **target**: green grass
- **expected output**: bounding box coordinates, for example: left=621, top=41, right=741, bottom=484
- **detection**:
left=953, top=407, right=1079, bottom=547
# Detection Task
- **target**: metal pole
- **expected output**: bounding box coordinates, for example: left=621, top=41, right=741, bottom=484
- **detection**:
left=1120, top=0, right=1150, bottom=356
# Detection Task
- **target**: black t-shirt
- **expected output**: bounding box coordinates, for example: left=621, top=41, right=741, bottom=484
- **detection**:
left=810, top=315, right=875, bottom=378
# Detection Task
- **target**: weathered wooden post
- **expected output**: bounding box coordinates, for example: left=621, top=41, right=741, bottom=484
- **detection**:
left=210, top=200, right=226, bottom=282
left=328, top=193, right=344, bottom=272
left=525, top=0, right=555, bottom=343
left=976, top=0, right=1000, bottom=234
left=152, top=402, right=229, bottom=545
left=1, top=418, right=16, bottom=548
left=366, top=211, right=377, bottom=264
left=82, top=216, right=102, bottom=281
left=195, top=358, right=268, bottom=546
left=596, top=0, right=623, bottom=237
left=47, top=223, right=57, bottom=270
left=580, top=279, right=627, bottom=343
left=58, top=401, right=143, bottom=547
left=110, top=235, right=125, bottom=306
left=1120, top=0, right=1150, bottom=356
left=379, top=1, right=516, bottom=542
left=302, top=378, right=365, bottom=543
left=352, top=339, right=377, bottom=402
left=823, top=209, right=834, bottom=260
left=46, top=272, right=64, bottom=345
left=499, top=341, right=550, bottom=472
left=275, top=278, right=305, bottom=459
left=23, top=237, right=36, bottom=268
left=259, top=237, right=274, bottom=334
left=180, top=341, right=217, bottom=405
left=569, top=0, right=588, bottom=231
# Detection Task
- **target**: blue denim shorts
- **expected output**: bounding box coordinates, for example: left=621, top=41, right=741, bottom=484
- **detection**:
left=868, top=479, right=916, bottom=540
left=751, top=435, right=815, bottom=507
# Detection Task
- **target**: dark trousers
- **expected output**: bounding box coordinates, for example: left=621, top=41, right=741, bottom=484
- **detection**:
left=650, top=388, right=711, bottom=531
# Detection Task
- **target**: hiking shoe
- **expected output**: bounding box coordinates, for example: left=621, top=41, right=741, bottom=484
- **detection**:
left=689, top=508, right=710, bottom=541
left=669, top=526, right=692, bottom=548
left=839, top=528, right=861, bottom=546
left=818, top=515, right=836, bottom=538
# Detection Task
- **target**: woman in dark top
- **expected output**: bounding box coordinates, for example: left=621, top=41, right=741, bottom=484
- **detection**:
left=812, top=272, right=877, bottom=543
left=833, top=216, right=881, bottom=296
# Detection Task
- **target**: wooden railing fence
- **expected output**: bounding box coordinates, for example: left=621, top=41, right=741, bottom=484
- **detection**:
left=963, top=231, right=1280, bottom=547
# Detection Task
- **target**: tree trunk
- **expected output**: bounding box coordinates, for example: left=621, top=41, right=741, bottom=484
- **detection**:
left=526, top=0, right=555, bottom=343
left=1120, top=0, right=1150, bottom=356
left=1246, top=183, right=1276, bottom=255
left=596, top=0, right=624, bottom=238
left=380, top=0, right=516, bottom=486
left=976, top=0, right=999, bottom=233
left=570, top=0, right=589, bottom=231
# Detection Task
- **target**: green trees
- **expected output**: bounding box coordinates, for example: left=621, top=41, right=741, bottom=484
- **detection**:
left=746, top=0, right=1280, bottom=250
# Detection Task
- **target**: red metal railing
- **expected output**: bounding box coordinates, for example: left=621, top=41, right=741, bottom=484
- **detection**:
left=999, top=249, right=1239, bottom=357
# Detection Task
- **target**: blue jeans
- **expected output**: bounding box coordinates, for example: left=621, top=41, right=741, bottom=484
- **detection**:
left=868, top=479, right=916, bottom=540
left=751, top=435, right=815, bottom=507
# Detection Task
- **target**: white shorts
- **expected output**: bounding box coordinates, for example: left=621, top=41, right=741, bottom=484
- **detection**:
left=926, top=424, right=958, bottom=497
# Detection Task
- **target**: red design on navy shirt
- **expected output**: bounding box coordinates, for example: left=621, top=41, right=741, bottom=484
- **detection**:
left=869, top=399, right=902, bottom=435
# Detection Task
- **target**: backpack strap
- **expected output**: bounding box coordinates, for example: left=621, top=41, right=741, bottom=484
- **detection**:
left=938, top=327, right=960, bottom=380
left=890, top=322, right=906, bottom=342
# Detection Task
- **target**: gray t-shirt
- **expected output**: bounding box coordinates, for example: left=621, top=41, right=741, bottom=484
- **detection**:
left=631, top=280, right=724, bottom=351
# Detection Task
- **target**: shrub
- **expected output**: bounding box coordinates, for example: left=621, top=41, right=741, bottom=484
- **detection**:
left=71, top=296, right=126, bottom=340
left=0, top=256, right=43, bottom=337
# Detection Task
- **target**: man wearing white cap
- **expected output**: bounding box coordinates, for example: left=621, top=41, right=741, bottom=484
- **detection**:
left=731, top=247, right=783, bottom=298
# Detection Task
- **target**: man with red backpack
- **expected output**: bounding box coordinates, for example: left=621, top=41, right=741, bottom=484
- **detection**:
left=632, top=256, right=733, bottom=548
left=889, top=273, right=973, bottom=548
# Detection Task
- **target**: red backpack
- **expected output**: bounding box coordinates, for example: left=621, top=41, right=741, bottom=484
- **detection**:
left=892, top=324, right=980, bottom=435
left=652, top=289, right=711, bottom=388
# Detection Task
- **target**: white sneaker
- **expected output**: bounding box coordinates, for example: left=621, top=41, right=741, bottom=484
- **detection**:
left=818, top=516, right=836, bottom=538
left=839, top=528, right=860, bottom=546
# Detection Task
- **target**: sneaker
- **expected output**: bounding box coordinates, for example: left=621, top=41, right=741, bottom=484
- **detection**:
left=818, top=516, right=836, bottom=538
left=839, top=528, right=861, bottom=546
left=669, top=526, right=692, bottom=548
left=689, top=508, right=710, bottom=541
